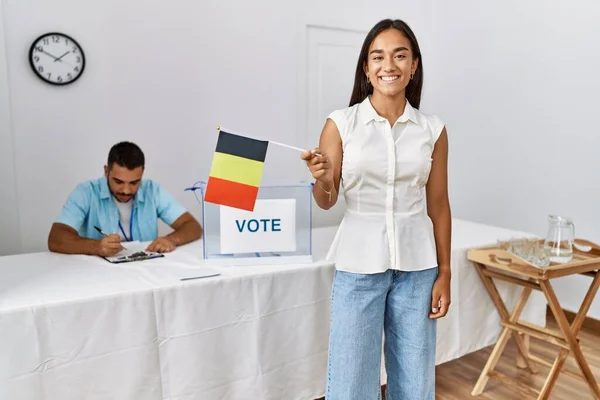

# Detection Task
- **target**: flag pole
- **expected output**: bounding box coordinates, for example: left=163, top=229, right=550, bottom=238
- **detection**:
left=216, top=126, right=319, bottom=155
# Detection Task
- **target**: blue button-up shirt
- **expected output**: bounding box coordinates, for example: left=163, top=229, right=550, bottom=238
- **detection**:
left=55, top=177, right=187, bottom=242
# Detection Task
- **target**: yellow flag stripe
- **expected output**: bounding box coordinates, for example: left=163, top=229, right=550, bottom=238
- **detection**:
left=209, top=152, right=264, bottom=187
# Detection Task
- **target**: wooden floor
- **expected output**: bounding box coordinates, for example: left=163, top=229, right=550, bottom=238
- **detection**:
left=436, top=313, right=600, bottom=399
left=317, top=313, right=600, bottom=399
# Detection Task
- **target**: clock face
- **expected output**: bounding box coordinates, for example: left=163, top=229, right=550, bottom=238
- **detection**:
left=29, top=32, right=85, bottom=85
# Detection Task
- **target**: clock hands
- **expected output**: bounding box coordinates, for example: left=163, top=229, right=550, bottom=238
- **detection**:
left=40, top=49, right=60, bottom=61
left=40, top=49, right=75, bottom=68
left=54, top=51, right=70, bottom=62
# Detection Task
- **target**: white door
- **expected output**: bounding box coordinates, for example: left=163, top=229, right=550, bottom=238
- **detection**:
left=300, top=24, right=366, bottom=226
left=305, top=25, right=366, bottom=148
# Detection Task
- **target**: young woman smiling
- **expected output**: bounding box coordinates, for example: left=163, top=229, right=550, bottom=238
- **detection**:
left=301, top=19, right=451, bottom=399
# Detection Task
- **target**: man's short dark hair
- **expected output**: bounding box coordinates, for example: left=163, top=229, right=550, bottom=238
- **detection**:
left=107, top=142, right=145, bottom=170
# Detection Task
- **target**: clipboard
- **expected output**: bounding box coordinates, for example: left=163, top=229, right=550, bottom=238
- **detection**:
left=101, top=241, right=165, bottom=264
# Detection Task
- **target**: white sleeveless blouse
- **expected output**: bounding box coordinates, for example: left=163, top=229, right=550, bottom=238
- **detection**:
left=325, top=97, right=445, bottom=274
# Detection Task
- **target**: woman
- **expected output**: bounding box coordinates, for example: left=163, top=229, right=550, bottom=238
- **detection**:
left=301, top=19, right=451, bottom=399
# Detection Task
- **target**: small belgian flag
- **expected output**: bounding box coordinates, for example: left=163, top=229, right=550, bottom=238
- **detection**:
left=204, top=129, right=269, bottom=211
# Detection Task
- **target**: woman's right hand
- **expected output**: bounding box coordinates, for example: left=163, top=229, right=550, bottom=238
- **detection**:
left=300, top=148, right=334, bottom=185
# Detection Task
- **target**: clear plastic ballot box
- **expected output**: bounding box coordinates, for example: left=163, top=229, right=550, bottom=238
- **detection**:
left=187, top=181, right=313, bottom=265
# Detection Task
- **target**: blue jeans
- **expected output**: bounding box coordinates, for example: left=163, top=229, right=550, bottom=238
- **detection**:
left=326, top=267, right=438, bottom=400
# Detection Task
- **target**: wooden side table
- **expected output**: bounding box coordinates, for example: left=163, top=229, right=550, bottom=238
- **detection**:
left=467, top=239, right=600, bottom=399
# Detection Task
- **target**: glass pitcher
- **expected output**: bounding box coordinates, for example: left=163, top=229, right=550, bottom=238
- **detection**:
left=543, top=215, right=575, bottom=263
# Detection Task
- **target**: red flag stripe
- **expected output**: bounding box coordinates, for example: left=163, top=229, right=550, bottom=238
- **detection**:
left=204, top=176, right=259, bottom=212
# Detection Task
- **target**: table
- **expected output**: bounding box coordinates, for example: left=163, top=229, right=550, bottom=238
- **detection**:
left=0, top=243, right=334, bottom=400
left=468, top=240, right=600, bottom=399
left=0, top=218, right=548, bottom=400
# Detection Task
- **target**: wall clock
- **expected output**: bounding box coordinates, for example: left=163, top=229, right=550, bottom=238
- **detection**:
left=29, top=32, right=85, bottom=85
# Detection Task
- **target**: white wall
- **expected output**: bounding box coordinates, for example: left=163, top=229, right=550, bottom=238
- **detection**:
left=0, top=0, right=22, bottom=255
left=425, top=0, right=600, bottom=319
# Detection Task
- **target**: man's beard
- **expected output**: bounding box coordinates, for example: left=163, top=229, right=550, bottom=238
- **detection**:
left=107, top=178, right=133, bottom=203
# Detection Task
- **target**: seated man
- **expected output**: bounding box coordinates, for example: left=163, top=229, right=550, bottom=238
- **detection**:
left=48, top=141, right=202, bottom=257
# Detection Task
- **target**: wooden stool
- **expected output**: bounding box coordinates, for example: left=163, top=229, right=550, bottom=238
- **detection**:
left=467, top=239, right=600, bottom=399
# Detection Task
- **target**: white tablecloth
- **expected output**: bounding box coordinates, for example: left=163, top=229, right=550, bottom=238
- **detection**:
left=435, top=219, right=546, bottom=363
left=0, top=218, right=546, bottom=400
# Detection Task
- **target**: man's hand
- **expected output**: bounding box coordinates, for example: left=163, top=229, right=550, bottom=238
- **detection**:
left=146, top=237, right=177, bottom=253
left=97, top=234, right=123, bottom=257
left=429, top=272, right=451, bottom=319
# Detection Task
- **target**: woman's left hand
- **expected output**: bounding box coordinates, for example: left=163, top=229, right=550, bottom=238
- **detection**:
left=429, top=272, right=451, bottom=319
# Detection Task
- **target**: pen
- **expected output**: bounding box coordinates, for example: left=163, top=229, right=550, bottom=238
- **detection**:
left=94, top=225, right=128, bottom=250
left=180, top=274, right=220, bottom=281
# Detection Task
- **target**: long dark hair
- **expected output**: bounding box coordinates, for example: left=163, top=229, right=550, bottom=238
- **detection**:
left=349, top=19, right=423, bottom=109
